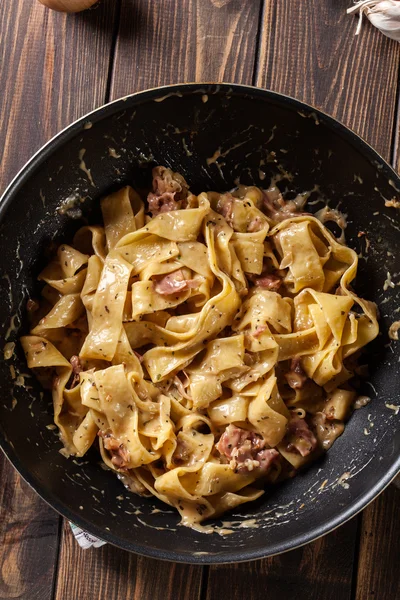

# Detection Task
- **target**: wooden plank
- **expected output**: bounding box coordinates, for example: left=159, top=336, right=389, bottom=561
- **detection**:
left=110, top=0, right=263, bottom=100
left=0, top=453, right=60, bottom=600
left=355, top=485, right=400, bottom=600
left=54, top=521, right=203, bottom=600
left=257, top=0, right=400, bottom=160
left=0, top=1, right=118, bottom=599
left=206, top=519, right=358, bottom=600
left=0, top=0, right=118, bottom=192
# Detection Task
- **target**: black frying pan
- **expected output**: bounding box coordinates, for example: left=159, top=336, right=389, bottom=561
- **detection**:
left=0, top=84, right=399, bottom=564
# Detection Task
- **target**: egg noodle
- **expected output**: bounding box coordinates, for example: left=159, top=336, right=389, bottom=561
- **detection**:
left=21, top=166, right=379, bottom=527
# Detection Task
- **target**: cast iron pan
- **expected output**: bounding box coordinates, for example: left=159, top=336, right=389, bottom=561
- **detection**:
left=0, top=84, right=399, bottom=564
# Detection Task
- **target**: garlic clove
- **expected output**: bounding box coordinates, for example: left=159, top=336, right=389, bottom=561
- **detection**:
left=347, top=0, right=400, bottom=41
left=38, top=0, right=98, bottom=13
left=369, top=2, right=400, bottom=40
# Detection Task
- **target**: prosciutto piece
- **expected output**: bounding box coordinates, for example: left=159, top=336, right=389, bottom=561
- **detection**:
left=215, top=194, right=234, bottom=227
left=285, top=357, right=308, bottom=390
left=154, top=269, right=199, bottom=295
left=99, top=431, right=130, bottom=470
left=69, top=355, right=83, bottom=389
left=247, top=216, right=263, bottom=232
left=262, top=187, right=308, bottom=222
left=285, top=416, right=317, bottom=457
left=216, top=424, right=279, bottom=474
left=147, top=166, right=189, bottom=216
left=253, top=273, right=282, bottom=291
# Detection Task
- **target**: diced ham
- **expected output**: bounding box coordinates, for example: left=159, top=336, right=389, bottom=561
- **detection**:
left=247, top=216, right=263, bottom=232
left=172, top=374, right=192, bottom=401
left=262, top=188, right=298, bottom=221
left=216, top=424, right=279, bottom=474
left=148, top=191, right=180, bottom=216
left=262, top=187, right=309, bottom=222
left=99, top=431, right=130, bottom=470
left=285, top=357, right=308, bottom=390
left=253, top=325, right=268, bottom=338
left=147, top=166, right=189, bottom=216
left=27, top=298, right=40, bottom=313
left=172, top=438, right=191, bottom=466
left=69, top=355, right=83, bottom=389
left=254, top=273, right=282, bottom=291
left=133, top=350, right=143, bottom=363
left=216, top=194, right=234, bottom=226
left=285, top=416, right=317, bottom=457
left=247, top=258, right=283, bottom=289
left=154, top=269, right=199, bottom=295
left=257, top=448, right=282, bottom=472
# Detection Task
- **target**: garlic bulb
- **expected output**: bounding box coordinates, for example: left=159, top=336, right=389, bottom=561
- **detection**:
left=347, top=1, right=400, bottom=41
left=38, top=0, right=98, bottom=12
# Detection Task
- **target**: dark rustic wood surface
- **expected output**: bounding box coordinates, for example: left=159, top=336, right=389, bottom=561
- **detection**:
left=0, top=1, right=399, bottom=599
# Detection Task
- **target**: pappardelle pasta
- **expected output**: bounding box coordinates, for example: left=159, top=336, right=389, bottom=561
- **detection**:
left=21, top=166, right=379, bottom=528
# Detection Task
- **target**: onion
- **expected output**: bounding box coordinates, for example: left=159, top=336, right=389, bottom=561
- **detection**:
left=38, top=0, right=98, bottom=12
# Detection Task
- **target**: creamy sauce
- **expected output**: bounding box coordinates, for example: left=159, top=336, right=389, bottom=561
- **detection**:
left=298, top=111, right=320, bottom=125
left=154, top=91, right=183, bottom=103
left=78, top=149, right=95, bottom=187
left=2, top=274, right=13, bottom=308
left=389, top=179, right=400, bottom=192
left=337, top=471, right=351, bottom=489
left=5, top=314, right=19, bottom=341
left=15, top=241, right=23, bottom=278
left=108, top=147, right=121, bottom=159
left=3, top=342, right=15, bottom=360
left=136, top=516, right=177, bottom=532
left=384, top=198, right=400, bottom=209
left=266, top=125, right=277, bottom=144
left=383, top=271, right=396, bottom=291
left=385, top=403, right=400, bottom=415
left=182, top=138, right=193, bottom=157
left=388, top=321, right=400, bottom=340
left=206, top=149, right=221, bottom=166
left=315, top=205, right=347, bottom=244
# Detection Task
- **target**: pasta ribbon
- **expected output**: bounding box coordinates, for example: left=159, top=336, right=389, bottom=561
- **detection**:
left=21, top=168, right=378, bottom=528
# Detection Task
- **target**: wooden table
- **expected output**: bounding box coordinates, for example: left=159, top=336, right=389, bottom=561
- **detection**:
left=0, top=1, right=399, bottom=598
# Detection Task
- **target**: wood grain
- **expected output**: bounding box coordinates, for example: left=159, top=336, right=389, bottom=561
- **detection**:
left=0, top=454, right=60, bottom=600
left=0, top=0, right=118, bottom=193
left=257, top=0, right=400, bottom=160
left=355, top=486, right=400, bottom=600
left=205, top=519, right=358, bottom=600
left=110, top=0, right=263, bottom=100
left=54, top=521, right=202, bottom=600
